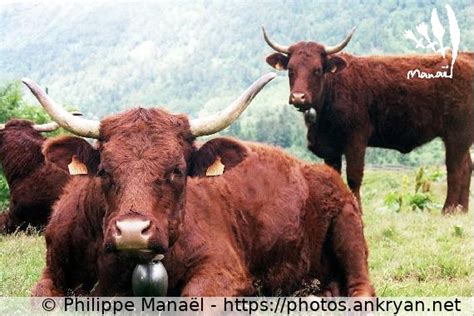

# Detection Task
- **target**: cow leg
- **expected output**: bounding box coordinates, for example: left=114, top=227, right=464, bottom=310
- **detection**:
left=181, top=261, right=254, bottom=296
left=0, top=209, right=20, bottom=234
left=324, top=156, right=342, bottom=174
left=443, top=142, right=471, bottom=213
left=329, top=201, right=374, bottom=297
left=344, top=141, right=366, bottom=207
left=31, top=267, right=64, bottom=296
left=459, top=153, right=472, bottom=210
left=0, top=212, right=8, bottom=234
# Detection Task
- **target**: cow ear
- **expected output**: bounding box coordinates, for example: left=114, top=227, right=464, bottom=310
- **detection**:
left=189, top=138, right=248, bottom=177
left=42, top=136, right=100, bottom=175
left=324, top=56, right=347, bottom=74
left=266, top=53, right=289, bottom=70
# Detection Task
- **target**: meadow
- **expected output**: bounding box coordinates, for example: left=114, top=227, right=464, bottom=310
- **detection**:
left=1, top=1, right=473, bottom=299
left=0, top=167, right=472, bottom=297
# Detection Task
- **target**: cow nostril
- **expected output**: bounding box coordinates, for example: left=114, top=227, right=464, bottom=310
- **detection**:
left=141, top=221, right=151, bottom=236
left=113, top=219, right=152, bottom=251
left=114, top=221, right=122, bottom=236
left=115, top=219, right=151, bottom=237
left=290, top=92, right=306, bottom=104
left=295, top=93, right=305, bottom=101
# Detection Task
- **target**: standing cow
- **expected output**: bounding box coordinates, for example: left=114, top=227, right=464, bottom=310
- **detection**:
left=262, top=27, right=473, bottom=213
left=24, top=75, right=374, bottom=297
left=0, top=118, right=97, bottom=233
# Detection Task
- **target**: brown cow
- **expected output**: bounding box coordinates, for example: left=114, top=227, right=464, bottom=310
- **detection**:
left=263, top=27, right=474, bottom=213
left=0, top=118, right=96, bottom=233
left=24, top=75, right=374, bottom=297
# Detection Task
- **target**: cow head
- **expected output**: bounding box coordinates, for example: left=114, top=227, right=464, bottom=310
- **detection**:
left=0, top=114, right=83, bottom=180
left=263, top=27, right=355, bottom=112
left=23, top=74, right=275, bottom=260
left=0, top=119, right=58, bottom=181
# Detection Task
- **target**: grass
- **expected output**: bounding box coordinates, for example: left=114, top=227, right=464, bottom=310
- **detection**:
left=0, top=167, right=472, bottom=296
left=0, top=231, right=45, bottom=296
left=362, top=167, right=473, bottom=297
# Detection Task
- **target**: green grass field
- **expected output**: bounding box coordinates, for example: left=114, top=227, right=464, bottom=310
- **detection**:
left=0, top=168, right=472, bottom=297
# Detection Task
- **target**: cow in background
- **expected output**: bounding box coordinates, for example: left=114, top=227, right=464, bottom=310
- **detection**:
left=263, top=27, right=473, bottom=213
left=24, top=75, right=374, bottom=297
left=0, top=117, right=97, bottom=233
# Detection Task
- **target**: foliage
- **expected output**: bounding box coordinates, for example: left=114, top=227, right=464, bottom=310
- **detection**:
left=362, top=168, right=473, bottom=297
left=0, top=175, right=8, bottom=210
left=0, top=1, right=472, bottom=298
left=0, top=82, right=50, bottom=124
left=383, top=167, right=442, bottom=212
left=452, top=225, right=464, bottom=238
left=0, top=1, right=472, bottom=165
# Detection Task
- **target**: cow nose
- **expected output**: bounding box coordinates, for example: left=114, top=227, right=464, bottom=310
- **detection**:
left=114, top=219, right=151, bottom=251
left=290, top=92, right=306, bottom=104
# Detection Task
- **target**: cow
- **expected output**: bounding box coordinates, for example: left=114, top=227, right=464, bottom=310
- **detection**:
left=23, top=75, right=375, bottom=297
left=262, top=27, right=473, bottom=213
left=0, top=117, right=97, bottom=233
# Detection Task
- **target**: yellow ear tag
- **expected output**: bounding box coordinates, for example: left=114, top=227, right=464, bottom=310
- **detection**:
left=206, top=157, right=225, bottom=177
left=275, top=62, right=284, bottom=71
left=68, top=156, right=88, bottom=175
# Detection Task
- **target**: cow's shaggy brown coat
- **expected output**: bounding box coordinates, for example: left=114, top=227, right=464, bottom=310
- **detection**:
left=0, top=119, right=96, bottom=233
left=32, top=108, right=374, bottom=297
left=267, top=45, right=473, bottom=213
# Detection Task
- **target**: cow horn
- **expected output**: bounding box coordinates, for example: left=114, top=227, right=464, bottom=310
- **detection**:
left=22, top=78, right=100, bottom=138
left=0, top=121, right=59, bottom=132
left=32, top=112, right=83, bottom=132
left=324, top=27, right=356, bottom=55
left=262, top=27, right=290, bottom=54
left=0, top=112, right=82, bottom=132
left=31, top=122, right=59, bottom=132
left=189, top=72, right=277, bottom=137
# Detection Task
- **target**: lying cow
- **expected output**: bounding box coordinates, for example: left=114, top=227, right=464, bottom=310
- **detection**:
left=262, top=27, right=473, bottom=213
left=0, top=117, right=96, bottom=233
left=24, top=75, right=374, bottom=297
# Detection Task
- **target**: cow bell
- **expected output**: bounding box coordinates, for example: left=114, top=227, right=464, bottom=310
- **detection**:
left=304, top=108, right=317, bottom=123
left=132, top=260, right=168, bottom=296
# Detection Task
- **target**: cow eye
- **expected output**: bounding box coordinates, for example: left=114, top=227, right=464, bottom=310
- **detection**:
left=98, top=168, right=108, bottom=178
left=288, top=69, right=294, bottom=77
left=173, top=167, right=184, bottom=177
left=99, top=169, right=116, bottom=190
left=166, top=167, right=184, bottom=183
left=314, top=68, right=322, bottom=76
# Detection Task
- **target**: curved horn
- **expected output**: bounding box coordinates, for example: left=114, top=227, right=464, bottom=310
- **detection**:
left=0, top=122, right=59, bottom=132
left=0, top=111, right=83, bottom=132
left=32, top=122, right=59, bottom=132
left=262, top=27, right=290, bottom=54
left=22, top=78, right=100, bottom=138
left=189, top=72, right=277, bottom=137
left=32, top=112, right=82, bottom=132
left=324, top=27, right=356, bottom=55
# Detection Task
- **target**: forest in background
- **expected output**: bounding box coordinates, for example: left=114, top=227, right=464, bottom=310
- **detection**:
left=0, top=1, right=473, bottom=167
left=1, top=2, right=473, bottom=298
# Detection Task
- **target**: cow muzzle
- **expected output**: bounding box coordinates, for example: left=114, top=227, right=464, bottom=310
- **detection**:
left=114, top=218, right=151, bottom=251
left=289, top=92, right=311, bottom=111
left=105, top=213, right=171, bottom=259
left=105, top=215, right=169, bottom=255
